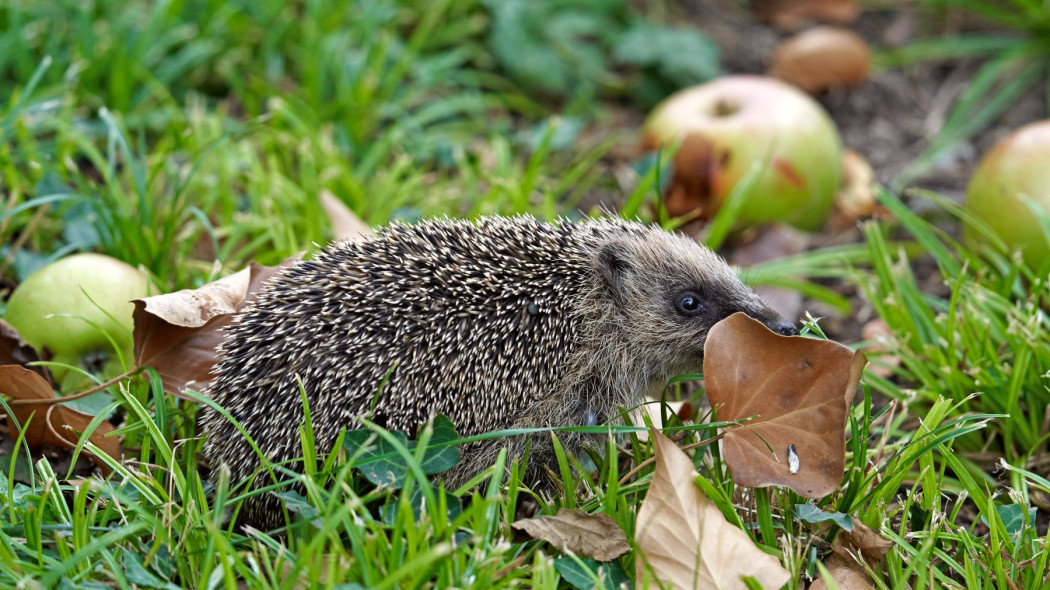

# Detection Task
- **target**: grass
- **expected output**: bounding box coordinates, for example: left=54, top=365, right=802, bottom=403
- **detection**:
left=3, top=0, right=1050, bottom=588
left=879, top=0, right=1050, bottom=189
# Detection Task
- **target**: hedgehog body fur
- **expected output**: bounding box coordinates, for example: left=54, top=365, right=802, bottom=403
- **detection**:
left=199, top=216, right=794, bottom=529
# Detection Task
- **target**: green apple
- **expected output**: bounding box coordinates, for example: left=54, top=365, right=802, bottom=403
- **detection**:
left=642, top=75, right=843, bottom=231
left=5, top=253, right=149, bottom=390
left=964, top=120, right=1050, bottom=268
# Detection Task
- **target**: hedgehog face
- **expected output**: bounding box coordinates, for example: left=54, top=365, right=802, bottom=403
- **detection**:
left=593, top=230, right=795, bottom=383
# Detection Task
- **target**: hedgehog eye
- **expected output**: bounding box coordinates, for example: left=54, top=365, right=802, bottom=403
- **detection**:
left=675, top=291, right=703, bottom=315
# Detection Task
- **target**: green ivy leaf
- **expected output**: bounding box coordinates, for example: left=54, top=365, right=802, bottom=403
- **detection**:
left=380, top=485, right=463, bottom=525
left=342, top=415, right=461, bottom=488
left=272, top=489, right=320, bottom=521
left=554, top=557, right=632, bottom=590
left=983, top=504, right=1036, bottom=542
left=121, top=552, right=182, bottom=590
left=794, top=503, right=854, bottom=530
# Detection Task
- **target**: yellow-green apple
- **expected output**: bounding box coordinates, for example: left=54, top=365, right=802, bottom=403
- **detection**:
left=642, top=75, right=843, bottom=231
left=5, top=253, right=149, bottom=390
left=964, top=120, right=1050, bottom=268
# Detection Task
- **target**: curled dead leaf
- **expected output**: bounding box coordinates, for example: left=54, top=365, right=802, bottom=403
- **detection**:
left=663, top=183, right=706, bottom=220
left=320, top=190, right=375, bottom=243
left=0, top=365, right=120, bottom=471
left=137, top=267, right=252, bottom=329
left=133, top=261, right=290, bottom=399
left=810, top=566, right=874, bottom=590
left=829, top=520, right=894, bottom=568
left=753, top=0, right=860, bottom=30
left=704, top=313, right=866, bottom=498
left=511, top=508, right=630, bottom=562
left=769, top=27, right=871, bottom=94
left=812, top=520, right=893, bottom=589
left=635, top=429, right=791, bottom=590
left=0, top=320, right=49, bottom=382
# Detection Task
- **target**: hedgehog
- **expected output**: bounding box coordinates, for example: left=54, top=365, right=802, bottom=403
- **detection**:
left=199, top=216, right=796, bottom=529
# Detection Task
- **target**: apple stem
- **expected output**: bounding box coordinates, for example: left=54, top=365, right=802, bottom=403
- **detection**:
left=714, top=99, right=740, bottom=117
left=8, top=366, right=143, bottom=406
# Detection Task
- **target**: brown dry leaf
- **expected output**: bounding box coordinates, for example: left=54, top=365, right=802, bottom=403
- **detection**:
left=704, top=313, right=866, bottom=498
left=0, top=365, right=120, bottom=471
left=810, top=566, right=874, bottom=590
left=0, top=320, right=49, bottom=382
left=829, top=521, right=894, bottom=568
left=811, top=521, right=893, bottom=589
left=511, top=508, right=630, bottom=561
left=753, top=0, right=860, bottom=30
left=663, top=182, right=705, bottom=220
left=320, top=190, right=375, bottom=242
left=769, top=27, right=871, bottom=94
left=133, top=261, right=289, bottom=399
left=635, top=429, right=791, bottom=589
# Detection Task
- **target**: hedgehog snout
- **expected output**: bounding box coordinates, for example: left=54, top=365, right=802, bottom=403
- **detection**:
left=745, top=303, right=798, bottom=337
left=772, top=318, right=799, bottom=336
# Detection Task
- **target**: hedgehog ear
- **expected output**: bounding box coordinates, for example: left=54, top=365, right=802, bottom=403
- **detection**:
left=597, top=243, right=632, bottom=306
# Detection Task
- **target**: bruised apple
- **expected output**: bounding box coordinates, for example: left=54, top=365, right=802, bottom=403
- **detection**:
left=964, top=120, right=1050, bottom=268
left=5, top=253, right=149, bottom=390
left=642, top=75, right=843, bottom=231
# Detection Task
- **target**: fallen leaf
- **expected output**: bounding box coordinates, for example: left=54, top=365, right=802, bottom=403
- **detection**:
left=828, top=520, right=894, bottom=568
left=320, top=190, right=375, bottom=242
left=0, top=365, right=120, bottom=471
left=769, top=27, right=871, bottom=94
left=752, top=0, right=860, bottom=30
left=512, top=508, right=630, bottom=562
left=0, top=320, right=49, bottom=382
left=132, top=261, right=289, bottom=399
left=810, top=566, right=874, bottom=590
left=137, top=267, right=252, bottom=329
left=704, top=313, right=866, bottom=498
left=635, top=429, right=791, bottom=590
left=663, top=182, right=706, bottom=220
left=811, top=521, right=893, bottom=589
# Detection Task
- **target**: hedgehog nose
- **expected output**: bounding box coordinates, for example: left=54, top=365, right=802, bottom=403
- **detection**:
left=775, top=320, right=799, bottom=337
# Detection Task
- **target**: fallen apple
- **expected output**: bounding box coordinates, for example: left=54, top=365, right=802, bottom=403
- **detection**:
left=768, top=26, right=870, bottom=94
left=964, top=120, right=1050, bottom=268
left=4, top=253, right=149, bottom=390
left=642, top=75, right=843, bottom=231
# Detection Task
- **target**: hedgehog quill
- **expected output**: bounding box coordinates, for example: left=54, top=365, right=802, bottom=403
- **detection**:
left=199, top=216, right=796, bottom=529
